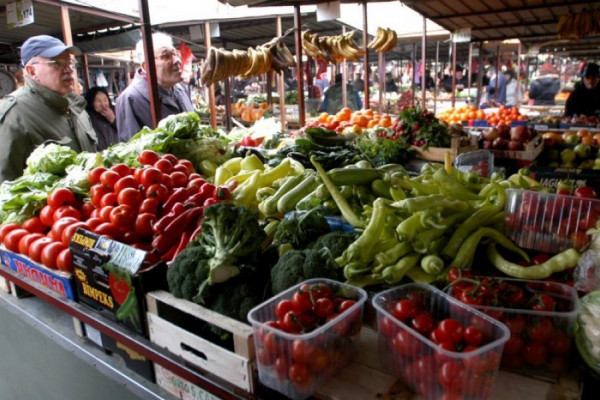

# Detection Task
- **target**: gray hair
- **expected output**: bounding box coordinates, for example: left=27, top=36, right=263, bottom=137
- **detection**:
left=135, top=32, right=174, bottom=64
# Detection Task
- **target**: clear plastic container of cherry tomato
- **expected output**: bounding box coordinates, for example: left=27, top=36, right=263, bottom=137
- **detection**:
left=447, top=277, right=579, bottom=378
left=372, top=283, right=510, bottom=400
left=504, top=188, right=600, bottom=253
left=247, top=278, right=367, bottom=400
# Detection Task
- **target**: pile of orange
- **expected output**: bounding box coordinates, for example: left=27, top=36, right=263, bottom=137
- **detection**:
left=231, top=100, right=269, bottom=122
left=485, top=105, right=527, bottom=126
left=565, top=129, right=600, bottom=146
left=315, top=108, right=395, bottom=134
left=437, top=105, right=485, bottom=124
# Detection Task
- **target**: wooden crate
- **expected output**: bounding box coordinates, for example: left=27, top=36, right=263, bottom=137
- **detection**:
left=490, top=134, right=544, bottom=161
left=413, top=136, right=478, bottom=162
left=145, top=290, right=256, bottom=393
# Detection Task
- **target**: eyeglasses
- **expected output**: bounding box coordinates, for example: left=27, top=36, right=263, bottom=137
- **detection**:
left=155, top=49, right=181, bottom=61
left=31, top=59, right=79, bottom=70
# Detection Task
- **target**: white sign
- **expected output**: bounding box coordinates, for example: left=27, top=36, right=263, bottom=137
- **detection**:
left=453, top=28, right=471, bottom=43
left=317, top=1, right=341, bottom=21
left=6, top=0, right=34, bottom=29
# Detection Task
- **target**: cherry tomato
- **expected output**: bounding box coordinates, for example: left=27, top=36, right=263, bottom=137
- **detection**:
left=437, top=319, right=464, bottom=344
left=464, top=326, right=483, bottom=346
left=337, top=299, right=356, bottom=314
left=438, top=360, right=465, bottom=391
left=392, top=299, right=418, bottom=322
left=379, top=316, right=398, bottom=338
left=291, top=340, right=317, bottom=364
left=3, top=228, right=30, bottom=252
left=307, top=347, right=328, bottom=372
left=28, top=237, right=54, bottom=263
left=523, top=341, right=548, bottom=366
left=118, top=187, right=143, bottom=209
left=526, top=317, right=552, bottom=342
left=51, top=217, right=79, bottom=241
left=88, top=166, right=108, bottom=184
left=39, top=205, right=56, bottom=227
left=18, top=233, right=44, bottom=256
left=548, top=330, right=571, bottom=356
left=313, top=297, right=335, bottom=318
left=570, top=230, right=590, bottom=250
left=280, top=311, right=303, bottom=333
left=292, top=290, right=313, bottom=312
left=256, top=348, right=275, bottom=367
left=391, top=330, right=422, bottom=356
left=288, top=363, right=314, bottom=393
left=138, top=150, right=160, bottom=165
left=530, top=293, right=555, bottom=311
left=503, top=314, right=526, bottom=334
left=47, top=188, right=76, bottom=209
left=410, top=312, right=435, bottom=336
left=275, top=299, right=295, bottom=320
left=573, top=186, right=597, bottom=198
left=503, top=333, right=525, bottom=356
left=134, top=213, right=157, bottom=237
left=41, top=241, right=68, bottom=270
left=274, top=356, right=290, bottom=381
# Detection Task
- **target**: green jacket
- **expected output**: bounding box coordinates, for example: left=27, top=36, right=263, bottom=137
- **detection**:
left=0, top=77, right=97, bottom=182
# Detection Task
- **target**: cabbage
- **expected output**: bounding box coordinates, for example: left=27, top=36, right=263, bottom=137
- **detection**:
left=25, top=143, right=77, bottom=175
left=575, top=290, right=600, bottom=376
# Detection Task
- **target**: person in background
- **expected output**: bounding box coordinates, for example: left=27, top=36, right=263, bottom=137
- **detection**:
left=421, top=69, right=435, bottom=90
left=115, top=32, right=194, bottom=142
left=85, top=86, right=118, bottom=151
left=486, top=64, right=507, bottom=104
left=352, top=72, right=365, bottom=92
left=244, top=78, right=261, bottom=95
left=0, top=35, right=97, bottom=182
left=314, top=72, right=330, bottom=95
left=504, top=69, right=523, bottom=108
left=528, top=62, right=560, bottom=106
left=384, top=72, right=398, bottom=92
left=564, top=62, right=600, bottom=117
left=318, top=73, right=362, bottom=114
left=442, top=65, right=468, bottom=92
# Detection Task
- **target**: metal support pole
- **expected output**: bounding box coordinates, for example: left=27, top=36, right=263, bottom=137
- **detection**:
left=495, top=44, right=500, bottom=102
left=378, top=52, right=384, bottom=114
left=476, top=42, right=484, bottom=106
left=138, top=0, right=160, bottom=127
left=276, top=16, right=286, bottom=132
left=362, top=2, right=370, bottom=109
left=451, top=40, right=457, bottom=108
left=342, top=26, right=347, bottom=109
left=224, top=77, right=232, bottom=131
left=294, top=4, right=306, bottom=127
left=411, top=43, right=416, bottom=107
left=81, top=54, right=91, bottom=92
left=434, top=41, right=439, bottom=114
left=517, top=43, right=522, bottom=106
left=467, top=42, right=473, bottom=99
left=205, top=21, right=217, bottom=129
left=421, top=16, right=427, bottom=110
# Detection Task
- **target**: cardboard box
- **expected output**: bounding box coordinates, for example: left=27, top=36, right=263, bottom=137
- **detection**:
left=0, top=245, right=76, bottom=300
left=530, top=166, right=600, bottom=194
left=70, top=228, right=167, bottom=336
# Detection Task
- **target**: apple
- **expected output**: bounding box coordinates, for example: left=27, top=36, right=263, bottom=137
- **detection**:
left=510, top=125, right=529, bottom=142
left=507, top=140, right=524, bottom=151
left=574, top=144, right=592, bottom=159
left=560, top=148, right=576, bottom=163
left=482, top=127, right=500, bottom=141
left=580, top=160, right=595, bottom=169
left=482, top=139, right=494, bottom=150
left=497, top=124, right=511, bottom=139
left=547, top=148, right=560, bottom=161
left=565, top=134, right=579, bottom=145
left=492, top=137, right=508, bottom=149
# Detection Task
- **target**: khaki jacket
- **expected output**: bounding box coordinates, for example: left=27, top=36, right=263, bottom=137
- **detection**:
left=0, top=77, right=97, bottom=182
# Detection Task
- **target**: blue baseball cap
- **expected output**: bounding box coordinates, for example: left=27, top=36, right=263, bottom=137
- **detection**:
left=21, top=35, right=81, bottom=67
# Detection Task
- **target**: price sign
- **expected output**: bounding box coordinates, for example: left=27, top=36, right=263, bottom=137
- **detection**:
left=6, top=0, right=34, bottom=29
left=453, top=28, right=471, bottom=43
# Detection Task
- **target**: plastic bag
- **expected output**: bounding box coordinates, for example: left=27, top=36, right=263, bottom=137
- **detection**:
left=574, top=245, right=600, bottom=294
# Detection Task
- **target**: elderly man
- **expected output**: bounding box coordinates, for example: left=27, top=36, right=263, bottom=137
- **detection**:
left=0, top=35, right=97, bottom=183
left=565, top=62, right=600, bottom=117
left=116, top=32, right=194, bottom=141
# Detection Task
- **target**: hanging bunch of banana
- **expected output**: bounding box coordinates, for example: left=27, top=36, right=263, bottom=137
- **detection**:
left=301, top=30, right=364, bottom=63
left=200, top=36, right=296, bottom=86
left=557, top=9, right=600, bottom=40
left=367, top=27, right=398, bottom=53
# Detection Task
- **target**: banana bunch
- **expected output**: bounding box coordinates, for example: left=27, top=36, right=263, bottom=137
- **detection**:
left=557, top=9, right=600, bottom=40
left=201, top=37, right=296, bottom=86
left=367, top=27, right=397, bottom=53
left=301, top=30, right=364, bottom=63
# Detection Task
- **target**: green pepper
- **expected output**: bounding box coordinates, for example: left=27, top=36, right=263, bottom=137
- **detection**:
left=371, top=179, right=393, bottom=199
left=396, top=213, right=426, bottom=241
left=421, top=254, right=444, bottom=275
left=412, top=228, right=446, bottom=254
left=373, top=241, right=412, bottom=272
left=392, top=195, right=469, bottom=213
left=381, top=252, right=421, bottom=285
left=486, top=243, right=580, bottom=279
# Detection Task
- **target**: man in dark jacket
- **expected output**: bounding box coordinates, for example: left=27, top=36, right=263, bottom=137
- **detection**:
left=564, top=62, right=600, bottom=117
left=318, top=73, right=362, bottom=114
left=116, top=32, right=194, bottom=142
left=0, top=35, right=97, bottom=182
left=528, top=63, right=561, bottom=105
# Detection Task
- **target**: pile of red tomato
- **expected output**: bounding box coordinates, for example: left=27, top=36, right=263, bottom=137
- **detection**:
left=448, top=274, right=574, bottom=373
left=0, top=150, right=230, bottom=272
left=254, top=282, right=362, bottom=394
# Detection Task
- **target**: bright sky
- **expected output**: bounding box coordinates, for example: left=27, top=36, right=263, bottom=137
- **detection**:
left=66, top=0, right=447, bottom=37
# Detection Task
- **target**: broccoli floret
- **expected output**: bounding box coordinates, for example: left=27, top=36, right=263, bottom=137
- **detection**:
left=274, top=209, right=331, bottom=249
left=204, top=275, right=267, bottom=323
left=167, top=246, right=211, bottom=300
left=271, top=248, right=340, bottom=294
left=308, top=231, right=358, bottom=258
left=200, top=203, right=265, bottom=286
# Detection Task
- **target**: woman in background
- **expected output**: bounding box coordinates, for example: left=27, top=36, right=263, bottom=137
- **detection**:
left=85, top=86, right=118, bottom=151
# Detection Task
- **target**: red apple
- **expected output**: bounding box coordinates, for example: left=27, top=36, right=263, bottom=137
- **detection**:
left=482, top=139, right=494, bottom=150
left=492, top=137, right=508, bottom=149
left=498, top=124, right=511, bottom=139
left=507, top=140, right=524, bottom=151
left=510, top=126, right=529, bottom=142
left=482, top=127, right=500, bottom=141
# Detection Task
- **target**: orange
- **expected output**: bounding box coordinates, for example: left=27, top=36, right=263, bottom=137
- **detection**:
left=336, top=111, right=349, bottom=122
left=318, top=112, right=330, bottom=123
left=581, top=135, right=594, bottom=146
left=378, top=116, right=392, bottom=128
left=363, top=108, right=374, bottom=117
left=355, top=115, right=369, bottom=127
left=367, top=120, right=377, bottom=128
left=341, top=107, right=352, bottom=118
left=577, top=129, right=591, bottom=137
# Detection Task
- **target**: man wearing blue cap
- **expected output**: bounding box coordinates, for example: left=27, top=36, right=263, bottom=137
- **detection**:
left=0, top=35, right=98, bottom=182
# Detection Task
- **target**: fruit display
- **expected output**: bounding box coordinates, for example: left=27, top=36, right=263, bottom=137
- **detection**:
left=367, top=27, right=398, bottom=53
left=557, top=8, right=600, bottom=40
left=539, top=129, right=600, bottom=169
left=201, top=36, right=296, bottom=86
left=310, top=107, right=395, bottom=135
left=373, top=283, right=509, bottom=400
left=448, top=276, right=578, bottom=375
left=248, top=279, right=366, bottom=398
left=437, top=105, right=486, bottom=124
left=479, top=125, right=536, bottom=151
left=561, top=114, right=600, bottom=127
left=301, top=30, right=364, bottom=63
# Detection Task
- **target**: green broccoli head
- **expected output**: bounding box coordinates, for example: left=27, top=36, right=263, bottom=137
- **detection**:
left=270, top=248, right=341, bottom=294
left=308, top=231, right=358, bottom=259
left=274, top=209, right=331, bottom=250
left=166, top=246, right=211, bottom=300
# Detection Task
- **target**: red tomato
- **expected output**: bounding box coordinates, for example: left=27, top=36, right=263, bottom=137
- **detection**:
left=280, top=311, right=303, bottom=333
left=177, top=159, right=195, bottom=175
left=51, top=217, right=79, bottom=241
left=138, top=150, right=160, bottom=165
left=287, top=363, right=314, bottom=393
left=85, top=217, right=103, bottom=230
left=110, top=205, right=136, bottom=227
left=392, top=299, right=418, bottom=322
left=145, top=184, right=169, bottom=204
left=573, top=186, right=597, bottom=198
left=291, top=290, right=313, bottom=312
left=3, top=228, right=30, bottom=252
left=18, top=233, right=45, bottom=256
left=114, top=176, right=138, bottom=193
left=100, top=170, right=121, bottom=188
left=28, top=237, right=54, bottom=263
left=39, top=205, right=56, bottom=227
left=154, top=159, right=174, bottom=174
left=523, top=341, right=548, bottom=366
left=110, top=163, right=131, bottom=177
left=88, top=166, right=107, bottom=184
left=437, top=319, right=464, bottom=344
left=240, top=136, right=257, bottom=147
left=275, top=299, right=295, bottom=320
left=410, top=312, right=435, bottom=336
left=530, top=293, right=555, bottom=311
left=99, top=206, right=114, bottom=222
left=548, top=330, right=571, bottom=356
left=94, top=222, right=120, bottom=238
left=503, top=334, right=525, bottom=356
left=291, top=340, right=318, bottom=364
left=170, top=171, right=188, bottom=188
left=313, top=297, right=335, bottom=318
left=186, top=177, right=206, bottom=194
left=138, top=198, right=159, bottom=215
left=140, top=167, right=163, bottom=188
left=0, top=223, right=21, bottom=242
left=90, top=185, right=111, bottom=208
left=100, top=192, right=119, bottom=208
left=47, top=188, right=76, bottom=209
left=391, top=330, right=422, bottom=356
left=56, top=248, right=73, bottom=273
left=78, top=202, right=95, bottom=220
left=134, top=213, right=157, bottom=237
left=41, top=242, right=67, bottom=269
left=118, top=187, right=143, bottom=209
left=256, top=348, right=275, bottom=367
left=337, top=299, right=356, bottom=314
left=61, top=222, right=89, bottom=246
left=438, top=360, right=465, bottom=391
left=161, top=174, right=174, bottom=191
left=526, top=317, right=552, bottom=342
left=570, top=230, right=590, bottom=250
left=464, top=326, right=483, bottom=346
left=162, top=154, right=179, bottom=165
left=53, top=205, right=81, bottom=222
left=503, top=314, right=526, bottom=334
left=379, top=316, right=398, bottom=338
